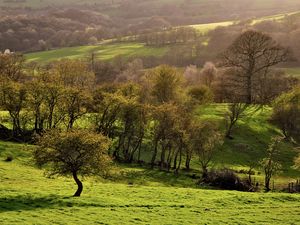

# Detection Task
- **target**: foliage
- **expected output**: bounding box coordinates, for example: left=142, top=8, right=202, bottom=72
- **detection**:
left=271, top=87, right=300, bottom=143
left=190, top=121, right=223, bottom=178
left=34, top=129, right=111, bottom=196
left=260, top=137, right=283, bottom=192
left=225, top=103, right=249, bottom=139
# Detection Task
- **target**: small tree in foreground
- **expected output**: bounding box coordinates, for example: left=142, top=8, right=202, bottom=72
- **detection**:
left=34, top=129, right=111, bottom=197
left=260, top=137, right=282, bottom=192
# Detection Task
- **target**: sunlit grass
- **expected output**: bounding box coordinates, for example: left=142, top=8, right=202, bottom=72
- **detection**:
left=195, top=104, right=300, bottom=188
left=0, top=141, right=300, bottom=224
left=25, top=42, right=169, bottom=64
left=189, top=21, right=235, bottom=34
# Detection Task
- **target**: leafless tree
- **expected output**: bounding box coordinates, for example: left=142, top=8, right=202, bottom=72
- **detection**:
left=220, top=30, right=288, bottom=104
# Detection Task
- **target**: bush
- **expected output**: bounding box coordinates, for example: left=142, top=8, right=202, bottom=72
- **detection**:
left=202, top=169, right=253, bottom=191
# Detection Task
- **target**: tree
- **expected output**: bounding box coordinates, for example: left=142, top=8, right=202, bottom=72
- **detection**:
left=147, top=65, right=183, bottom=104
left=0, top=81, right=27, bottom=137
left=225, top=102, right=249, bottom=139
left=183, top=65, right=200, bottom=85
left=26, top=80, right=46, bottom=133
left=51, top=59, right=95, bottom=88
left=0, top=53, right=25, bottom=81
left=62, top=87, right=91, bottom=129
left=43, top=82, right=64, bottom=129
left=150, top=103, right=181, bottom=170
left=220, top=30, right=288, bottom=104
left=34, top=129, right=111, bottom=197
left=271, top=88, right=300, bottom=142
left=188, top=85, right=213, bottom=105
left=190, top=121, right=223, bottom=179
left=115, top=97, right=147, bottom=162
left=200, top=62, right=217, bottom=88
left=260, top=137, right=282, bottom=192
left=93, top=85, right=125, bottom=138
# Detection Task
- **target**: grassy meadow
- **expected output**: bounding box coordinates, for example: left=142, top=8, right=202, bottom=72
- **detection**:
left=25, top=43, right=169, bottom=64
left=1, top=104, right=300, bottom=224
left=1, top=138, right=300, bottom=224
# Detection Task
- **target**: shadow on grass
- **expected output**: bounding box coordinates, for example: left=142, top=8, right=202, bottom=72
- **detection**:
left=0, top=195, right=71, bottom=212
left=111, top=164, right=201, bottom=188
left=0, top=195, right=189, bottom=212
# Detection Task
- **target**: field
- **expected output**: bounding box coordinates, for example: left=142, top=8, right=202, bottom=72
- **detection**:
left=0, top=104, right=299, bottom=224
left=189, top=21, right=235, bottom=34
left=25, top=43, right=168, bottom=64
left=196, top=104, right=300, bottom=186
left=1, top=139, right=300, bottom=224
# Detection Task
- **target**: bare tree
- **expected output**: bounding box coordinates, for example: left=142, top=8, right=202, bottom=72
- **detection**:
left=200, top=62, right=217, bottom=87
left=220, top=30, right=288, bottom=104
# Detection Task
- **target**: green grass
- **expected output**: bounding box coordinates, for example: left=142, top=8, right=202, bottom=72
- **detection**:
left=0, top=102, right=300, bottom=224
left=195, top=104, right=300, bottom=188
left=25, top=42, right=169, bottom=64
left=1, top=141, right=300, bottom=224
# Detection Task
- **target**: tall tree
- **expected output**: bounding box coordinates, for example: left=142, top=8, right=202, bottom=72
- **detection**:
left=0, top=53, right=25, bottom=81
left=220, top=30, right=288, bottom=104
left=147, top=65, right=183, bottom=104
left=0, top=81, right=27, bottom=137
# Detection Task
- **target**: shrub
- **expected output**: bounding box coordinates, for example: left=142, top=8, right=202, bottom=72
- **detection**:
left=201, top=168, right=253, bottom=191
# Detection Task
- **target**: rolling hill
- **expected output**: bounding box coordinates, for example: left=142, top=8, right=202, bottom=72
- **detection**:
left=1, top=103, right=300, bottom=224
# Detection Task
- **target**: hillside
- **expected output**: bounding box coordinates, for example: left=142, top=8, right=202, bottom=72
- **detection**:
left=0, top=134, right=300, bottom=224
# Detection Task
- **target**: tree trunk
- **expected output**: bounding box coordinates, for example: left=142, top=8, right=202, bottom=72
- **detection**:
left=201, top=165, right=208, bottom=180
left=173, top=149, right=179, bottom=169
left=175, top=147, right=182, bottom=175
left=160, top=143, right=166, bottom=170
left=265, top=175, right=271, bottom=192
left=225, top=122, right=234, bottom=139
left=185, top=153, right=191, bottom=171
left=72, top=171, right=83, bottom=197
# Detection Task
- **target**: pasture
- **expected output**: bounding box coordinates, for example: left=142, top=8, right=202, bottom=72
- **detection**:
left=25, top=43, right=168, bottom=64
left=0, top=140, right=300, bottom=224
